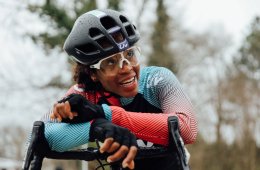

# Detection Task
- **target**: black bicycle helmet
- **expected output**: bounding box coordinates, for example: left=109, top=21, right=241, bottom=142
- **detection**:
left=64, top=9, right=140, bottom=65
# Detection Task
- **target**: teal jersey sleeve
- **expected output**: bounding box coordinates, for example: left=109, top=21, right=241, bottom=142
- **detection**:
left=41, top=101, right=111, bottom=152
left=44, top=122, right=91, bottom=152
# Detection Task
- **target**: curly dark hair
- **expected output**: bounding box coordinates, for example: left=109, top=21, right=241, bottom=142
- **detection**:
left=72, top=62, right=102, bottom=91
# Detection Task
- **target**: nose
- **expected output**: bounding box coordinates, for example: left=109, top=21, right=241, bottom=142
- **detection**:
left=118, top=58, right=132, bottom=73
left=118, top=53, right=131, bottom=68
left=119, top=57, right=131, bottom=68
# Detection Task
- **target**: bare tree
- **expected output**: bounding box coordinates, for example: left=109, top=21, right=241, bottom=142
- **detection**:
left=0, top=126, right=27, bottom=160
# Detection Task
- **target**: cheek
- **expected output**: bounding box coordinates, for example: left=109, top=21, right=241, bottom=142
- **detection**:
left=98, top=75, right=117, bottom=90
left=134, top=66, right=140, bottom=79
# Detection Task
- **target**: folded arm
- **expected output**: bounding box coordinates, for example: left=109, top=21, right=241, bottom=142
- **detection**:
left=44, top=67, right=197, bottom=150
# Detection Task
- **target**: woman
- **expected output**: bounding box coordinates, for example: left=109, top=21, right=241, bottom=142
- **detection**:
left=43, top=9, right=197, bottom=170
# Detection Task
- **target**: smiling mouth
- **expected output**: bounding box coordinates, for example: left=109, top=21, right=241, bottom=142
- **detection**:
left=119, top=77, right=136, bottom=87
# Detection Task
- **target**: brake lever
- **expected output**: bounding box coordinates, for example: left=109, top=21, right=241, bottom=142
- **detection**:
left=22, top=121, right=45, bottom=170
left=168, top=116, right=190, bottom=170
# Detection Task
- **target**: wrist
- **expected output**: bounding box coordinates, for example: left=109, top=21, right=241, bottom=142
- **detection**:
left=101, top=104, right=112, bottom=121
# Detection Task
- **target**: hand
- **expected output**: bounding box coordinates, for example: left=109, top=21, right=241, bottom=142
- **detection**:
left=90, top=118, right=137, bottom=169
left=51, top=94, right=105, bottom=123
left=50, top=101, right=77, bottom=122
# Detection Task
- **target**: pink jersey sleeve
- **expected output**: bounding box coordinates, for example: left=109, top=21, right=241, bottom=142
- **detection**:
left=110, top=106, right=197, bottom=146
left=110, top=106, right=171, bottom=145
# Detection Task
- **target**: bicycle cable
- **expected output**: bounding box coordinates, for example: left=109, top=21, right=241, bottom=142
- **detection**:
left=95, top=139, right=106, bottom=170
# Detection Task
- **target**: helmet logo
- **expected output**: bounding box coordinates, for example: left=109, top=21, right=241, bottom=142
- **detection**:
left=118, top=39, right=129, bottom=50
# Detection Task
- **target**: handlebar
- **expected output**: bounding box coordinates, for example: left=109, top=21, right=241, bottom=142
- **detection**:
left=22, top=116, right=190, bottom=170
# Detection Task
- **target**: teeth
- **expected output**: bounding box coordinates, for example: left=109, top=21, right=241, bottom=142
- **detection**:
left=121, top=77, right=135, bottom=84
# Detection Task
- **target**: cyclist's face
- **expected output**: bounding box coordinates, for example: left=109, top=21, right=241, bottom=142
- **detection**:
left=91, top=48, right=141, bottom=97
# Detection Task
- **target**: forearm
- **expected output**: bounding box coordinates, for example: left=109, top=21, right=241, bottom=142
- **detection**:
left=44, top=122, right=91, bottom=152
left=109, top=106, right=169, bottom=146
left=108, top=106, right=197, bottom=145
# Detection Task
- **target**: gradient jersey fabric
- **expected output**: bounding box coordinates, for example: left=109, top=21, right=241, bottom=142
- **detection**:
left=42, top=66, right=197, bottom=168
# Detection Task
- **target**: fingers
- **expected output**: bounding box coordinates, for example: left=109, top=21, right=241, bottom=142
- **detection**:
left=50, top=101, right=77, bottom=121
left=107, top=142, right=120, bottom=153
left=107, top=145, right=129, bottom=163
left=122, top=146, right=137, bottom=169
left=66, top=102, right=78, bottom=119
left=101, top=136, right=136, bottom=169
left=64, top=101, right=74, bottom=119
left=91, top=119, right=137, bottom=169
left=100, top=138, right=121, bottom=154
left=128, top=160, right=135, bottom=170
left=106, top=145, right=137, bottom=169
left=50, top=102, right=62, bottom=121
left=100, top=137, right=114, bottom=153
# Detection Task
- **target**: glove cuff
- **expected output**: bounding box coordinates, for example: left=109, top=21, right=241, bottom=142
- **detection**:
left=101, top=104, right=112, bottom=121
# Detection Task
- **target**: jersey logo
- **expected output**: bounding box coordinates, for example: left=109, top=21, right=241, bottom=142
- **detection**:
left=146, top=73, right=163, bottom=88
left=137, top=139, right=154, bottom=147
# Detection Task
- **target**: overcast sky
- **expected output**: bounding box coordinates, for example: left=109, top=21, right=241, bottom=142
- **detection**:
left=182, top=0, right=260, bottom=44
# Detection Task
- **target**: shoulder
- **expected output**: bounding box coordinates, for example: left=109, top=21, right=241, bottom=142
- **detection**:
left=141, top=66, right=174, bottom=77
left=140, top=66, right=177, bottom=87
left=65, top=84, right=86, bottom=96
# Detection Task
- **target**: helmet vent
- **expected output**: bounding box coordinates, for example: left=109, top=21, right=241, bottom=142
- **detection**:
left=97, top=36, right=113, bottom=49
left=100, top=16, right=117, bottom=30
left=125, top=25, right=134, bottom=37
left=119, top=15, right=135, bottom=37
left=119, top=15, right=128, bottom=23
left=89, top=28, right=102, bottom=38
left=76, top=43, right=98, bottom=55
left=111, top=31, right=125, bottom=43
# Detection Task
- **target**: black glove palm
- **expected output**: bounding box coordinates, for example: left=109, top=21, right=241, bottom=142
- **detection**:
left=59, top=94, right=105, bottom=123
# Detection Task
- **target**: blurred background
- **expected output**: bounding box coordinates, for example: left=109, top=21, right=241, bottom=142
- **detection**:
left=0, top=0, right=259, bottom=169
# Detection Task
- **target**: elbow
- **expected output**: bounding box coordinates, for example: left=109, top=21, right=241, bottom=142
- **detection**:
left=182, top=123, right=198, bottom=144
left=179, top=116, right=198, bottom=144
left=184, top=128, right=197, bottom=144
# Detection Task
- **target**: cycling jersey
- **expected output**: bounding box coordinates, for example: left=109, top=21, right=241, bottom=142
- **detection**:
left=42, top=66, right=197, bottom=170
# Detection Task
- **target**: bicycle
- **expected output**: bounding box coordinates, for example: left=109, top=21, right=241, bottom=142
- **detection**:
left=22, top=116, right=190, bottom=170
